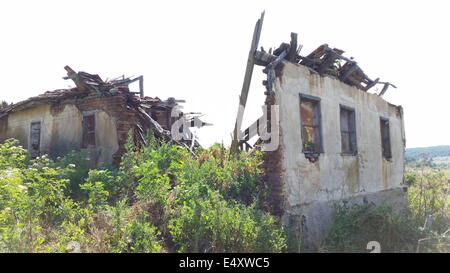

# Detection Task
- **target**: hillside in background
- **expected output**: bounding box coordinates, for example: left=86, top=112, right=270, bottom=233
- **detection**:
left=406, top=146, right=450, bottom=168
left=406, top=146, right=450, bottom=160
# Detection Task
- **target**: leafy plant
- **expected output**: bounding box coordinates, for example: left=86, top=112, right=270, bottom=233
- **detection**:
left=55, top=150, right=91, bottom=198
left=169, top=187, right=286, bottom=253
left=0, top=139, right=28, bottom=169
left=0, top=137, right=285, bottom=253
left=80, top=170, right=111, bottom=211
left=321, top=204, right=422, bottom=253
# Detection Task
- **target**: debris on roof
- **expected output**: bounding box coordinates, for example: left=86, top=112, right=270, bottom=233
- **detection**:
left=255, top=37, right=397, bottom=95
left=63, top=66, right=211, bottom=149
left=242, top=13, right=396, bottom=96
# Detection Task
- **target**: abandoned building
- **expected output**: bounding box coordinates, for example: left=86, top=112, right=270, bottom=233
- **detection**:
left=231, top=13, right=406, bottom=250
left=0, top=66, right=208, bottom=167
left=0, top=12, right=406, bottom=251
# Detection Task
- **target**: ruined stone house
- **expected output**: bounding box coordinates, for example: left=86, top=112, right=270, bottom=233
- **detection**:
left=0, top=66, right=207, bottom=167
left=0, top=14, right=407, bottom=251
left=232, top=13, right=407, bottom=250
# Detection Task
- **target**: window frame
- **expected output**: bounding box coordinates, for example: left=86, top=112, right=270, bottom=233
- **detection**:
left=82, top=113, right=96, bottom=148
left=339, top=105, right=357, bottom=155
left=299, top=93, right=323, bottom=154
left=29, top=121, right=42, bottom=158
left=380, top=116, right=392, bottom=160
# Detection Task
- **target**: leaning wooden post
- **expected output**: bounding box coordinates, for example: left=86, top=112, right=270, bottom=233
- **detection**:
left=230, top=11, right=265, bottom=155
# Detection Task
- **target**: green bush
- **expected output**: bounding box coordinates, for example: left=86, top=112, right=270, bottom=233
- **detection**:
left=321, top=204, right=422, bottom=253
left=0, top=139, right=28, bottom=169
left=55, top=150, right=91, bottom=198
left=169, top=187, right=286, bottom=253
left=176, top=144, right=263, bottom=206
left=406, top=169, right=450, bottom=233
left=80, top=170, right=111, bottom=211
left=404, top=167, right=450, bottom=252
left=0, top=137, right=284, bottom=253
left=126, top=213, right=162, bottom=253
left=105, top=200, right=162, bottom=253
left=0, top=141, right=88, bottom=252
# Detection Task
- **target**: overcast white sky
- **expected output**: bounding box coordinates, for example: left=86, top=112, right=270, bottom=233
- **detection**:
left=0, top=0, right=448, bottom=148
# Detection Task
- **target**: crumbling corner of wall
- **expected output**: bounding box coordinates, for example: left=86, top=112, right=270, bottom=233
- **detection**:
left=259, top=92, right=287, bottom=217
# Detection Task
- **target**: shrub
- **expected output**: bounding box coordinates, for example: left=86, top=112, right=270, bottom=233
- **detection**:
left=0, top=137, right=283, bottom=253
left=406, top=169, right=450, bottom=233
left=321, top=204, right=422, bottom=253
left=107, top=200, right=162, bottom=253
left=177, top=145, right=262, bottom=206
left=404, top=168, right=450, bottom=252
left=169, top=188, right=286, bottom=253
left=0, top=139, right=28, bottom=169
left=134, top=160, right=171, bottom=207
left=125, top=213, right=162, bottom=253
left=55, top=150, right=91, bottom=198
left=0, top=168, right=29, bottom=252
left=0, top=152, right=87, bottom=252
left=80, top=170, right=111, bottom=211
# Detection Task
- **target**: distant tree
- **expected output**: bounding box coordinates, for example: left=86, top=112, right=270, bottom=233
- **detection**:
left=419, top=153, right=434, bottom=167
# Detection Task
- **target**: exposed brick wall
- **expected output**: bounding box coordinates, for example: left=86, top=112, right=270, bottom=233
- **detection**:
left=73, top=94, right=137, bottom=166
left=259, top=93, right=286, bottom=217
left=152, top=110, right=171, bottom=131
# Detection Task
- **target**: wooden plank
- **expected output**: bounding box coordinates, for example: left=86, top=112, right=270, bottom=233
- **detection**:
left=363, top=77, right=380, bottom=91
left=137, top=107, right=167, bottom=136
left=64, top=65, right=88, bottom=92
left=254, top=50, right=276, bottom=66
left=231, top=11, right=265, bottom=154
left=288, top=32, right=298, bottom=62
left=317, top=50, right=339, bottom=74
left=138, top=75, right=144, bottom=98
left=339, top=62, right=358, bottom=81
left=378, top=82, right=394, bottom=96
left=305, top=44, right=328, bottom=59
left=238, top=11, right=264, bottom=105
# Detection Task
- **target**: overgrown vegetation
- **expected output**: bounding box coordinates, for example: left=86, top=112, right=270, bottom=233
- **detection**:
left=3, top=135, right=450, bottom=253
left=0, top=137, right=286, bottom=253
left=321, top=162, right=450, bottom=253
left=321, top=204, right=421, bottom=252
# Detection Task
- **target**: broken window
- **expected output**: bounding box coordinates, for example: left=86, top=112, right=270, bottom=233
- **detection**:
left=340, top=106, right=357, bottom=155
left=82, top=114, right=96, bottom=148
left=30, top=121, right=41, bottom=158
left=299, top=94, right=322, bottom=153
left=380, top=117, right=392, bottom=159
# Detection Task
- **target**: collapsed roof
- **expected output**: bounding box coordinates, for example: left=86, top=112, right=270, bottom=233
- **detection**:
left=255, top=38, right=397, bottom=96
